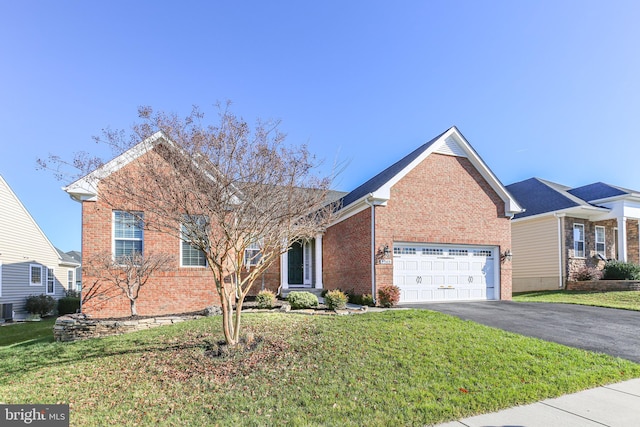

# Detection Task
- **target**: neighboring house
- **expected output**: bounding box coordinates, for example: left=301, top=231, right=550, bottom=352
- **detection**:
left=56, top=249, right=82, bottom=293
left=64, top=126, right=522, bottom=318
left=506, top=178, right=640, bottom=292
left=0, top=175, right=80, bottom=321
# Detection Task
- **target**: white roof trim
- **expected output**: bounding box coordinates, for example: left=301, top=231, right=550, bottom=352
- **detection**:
left=370, top=127, right=522, bottom=217
left=511, top=205, right=611, bottom=223
left=63, top=131, right=164, bottom=202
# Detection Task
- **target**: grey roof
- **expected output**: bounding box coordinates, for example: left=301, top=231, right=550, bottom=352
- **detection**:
left=56, top=248, right=81, bottom=266
left=339, top=128, right=450, bottom=208
left=506, top=178, right=640, bottom=220
left=506, top=178, right=581, bottom=219
left=568, top=182, right=630, bottom=201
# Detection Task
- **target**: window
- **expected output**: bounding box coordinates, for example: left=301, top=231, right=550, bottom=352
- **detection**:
left=114, top=211, right=143, bottom=260
left=47, top=267, right=55, bottom=295
left=393, top=247, right=417, bottom=255
left=595, top=226, right=606, bottom=258
left=30, top=264, right=43, bottom=286
left=449, top=249, right=469, bottom=256
left=244, top=241, right=262, bottom=267
left=573, top=224, right=585, bottom=258
left=181, top=215, right=207, bottom=267
left=422, top=248, right=444, bottom=256
left=67, top=270, right=74, bottom=291
left=473, top=250, right=493, bottom=257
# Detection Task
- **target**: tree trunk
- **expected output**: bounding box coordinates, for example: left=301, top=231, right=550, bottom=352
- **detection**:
left=130, top=298, right=137, bottom=317
left=220, top=292, right=237, bottom=346
left=233, top=296, right=245, bottom=344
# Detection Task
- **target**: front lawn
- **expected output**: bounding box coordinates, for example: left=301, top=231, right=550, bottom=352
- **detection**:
left=1, top=310, right=639, bottom=426
left=0, top=317, right=56, bottom=347
left=513, top=290, right=640, bottom=311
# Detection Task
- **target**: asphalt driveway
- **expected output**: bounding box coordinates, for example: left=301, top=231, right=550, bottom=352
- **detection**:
left=400, top=301, right=640, bottom=363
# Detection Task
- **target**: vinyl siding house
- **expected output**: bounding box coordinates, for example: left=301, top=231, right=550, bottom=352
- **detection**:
left=0, top=175, right=80, bottom=321
left=506, top=178, right=640, bottom=292
left=65, top=126, right=522, bottom=318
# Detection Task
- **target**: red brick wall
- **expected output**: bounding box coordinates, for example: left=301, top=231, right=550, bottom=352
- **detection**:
left=81, top=198, right=221, bottom=318
left=374, top=153, right=512, bottom=300
left=323, top=208, right=372, bottom=296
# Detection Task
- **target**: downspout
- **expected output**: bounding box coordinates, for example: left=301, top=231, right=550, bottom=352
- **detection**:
left=365, top=194, right=376, bottom=302
left=555, top=213, right=564, bottom=288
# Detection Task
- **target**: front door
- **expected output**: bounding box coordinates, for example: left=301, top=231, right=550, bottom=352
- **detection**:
left=288, top=241, right=304, bottom=285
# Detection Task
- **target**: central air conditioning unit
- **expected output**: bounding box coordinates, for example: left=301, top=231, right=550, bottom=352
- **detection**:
left=1, top=303, right=13, bottom=321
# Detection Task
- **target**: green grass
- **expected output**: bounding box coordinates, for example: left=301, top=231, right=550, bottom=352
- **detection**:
left=1, top=311, right=639, bottom=426
left=0, top=317, right=56, bottom=347
left=513, top=290, right=640, bottom=311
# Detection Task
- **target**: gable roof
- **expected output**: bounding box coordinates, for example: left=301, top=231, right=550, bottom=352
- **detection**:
left=340, top=130, right=448, bottom=208
left=506, top=178, right=640, bottom=220
left=568, top=182, right=638, bottom=202
left=337, top=126, right=522, bottom=218
left=56, top=248, right=81, bottom=267
left=64, top=131, right=166, bottom=202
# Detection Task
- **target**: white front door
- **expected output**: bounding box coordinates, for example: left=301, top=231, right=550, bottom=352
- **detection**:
left=393, top=244, right=497, bottom=302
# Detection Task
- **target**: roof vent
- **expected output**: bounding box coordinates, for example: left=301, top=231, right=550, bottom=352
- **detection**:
left=436, top=136, right=467, bottom=157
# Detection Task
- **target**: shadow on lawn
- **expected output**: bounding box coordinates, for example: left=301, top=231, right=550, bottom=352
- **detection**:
left=0, top=337, right=208, bottom=379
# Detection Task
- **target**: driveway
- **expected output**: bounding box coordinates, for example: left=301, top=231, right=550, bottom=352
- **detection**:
left=400, top=301, right=640, bottom=363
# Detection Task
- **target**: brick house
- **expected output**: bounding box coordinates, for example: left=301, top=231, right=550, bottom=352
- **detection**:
left=506, top=178, right=640, bottom=292
left=64, top=126, right=521, bottom=317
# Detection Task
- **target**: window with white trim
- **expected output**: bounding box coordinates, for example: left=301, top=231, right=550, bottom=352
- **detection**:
left=244, top=241, right=262, bottom=267
left=595, top=226, right=606, bottom=258
left=181, top=215, right=207, bottom=267
left=30, top=264, right=43, bottom=286
left=114, top=211, right=143, bottom=260
left=47, top=267, right=55, bottom=295
left=67, top=270, right=74, bottom=291
left=573, top=224, right=585, bottom=258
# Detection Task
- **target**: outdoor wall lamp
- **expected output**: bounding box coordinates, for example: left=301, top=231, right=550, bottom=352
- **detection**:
left=383, top=244, right=390, bottom=257
left=501, top=249, right=513, bottom=262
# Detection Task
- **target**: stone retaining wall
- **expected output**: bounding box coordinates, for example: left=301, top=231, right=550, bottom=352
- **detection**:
left=54, top=313, right=204, bottom=342
left=566, top=280, right=640, bottom=292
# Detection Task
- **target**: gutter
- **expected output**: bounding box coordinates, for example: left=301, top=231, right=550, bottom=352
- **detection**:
left=364, top=194, right=376, bottom=302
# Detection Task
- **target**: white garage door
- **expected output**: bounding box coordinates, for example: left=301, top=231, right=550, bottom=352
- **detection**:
left=393, top=244, right=498, bottom=302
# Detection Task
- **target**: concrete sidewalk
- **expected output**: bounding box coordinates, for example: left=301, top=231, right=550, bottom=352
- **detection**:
left=435, top=378, right=640, bottom=427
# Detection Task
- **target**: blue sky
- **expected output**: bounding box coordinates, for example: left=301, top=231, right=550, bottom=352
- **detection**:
left=1, top=1, right=639, bottom=252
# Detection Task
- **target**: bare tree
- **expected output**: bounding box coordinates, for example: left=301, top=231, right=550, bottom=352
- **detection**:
left=41, top=104, right=337, bottom=345
left=84, top=251, right=173, bottom=317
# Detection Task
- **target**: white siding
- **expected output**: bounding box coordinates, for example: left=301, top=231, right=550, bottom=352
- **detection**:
left=0, top=176, right=67, bottom=319
left=512, top=216, right=562, bottom=292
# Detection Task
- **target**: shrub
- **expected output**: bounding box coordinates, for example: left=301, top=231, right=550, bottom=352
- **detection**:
left=361, top=293, right=375, bottom=307
left=25, top=294, right=56, bottom=317
left=573, top=266, right=603, bottom=281
left=377, top=285, right=400, bottom=308
left=286, top=291, right=318, bottom=309
left=347, top=292, right=375, bottom=307
left=58, top=297, right=80, bottom=315
left=66, top=289, right=81, bottom=298
left=603, top=261, right=640, bottom=280
left=255, top=290, right=276, bottom=309
left=324, top=290, right=348, bottom=310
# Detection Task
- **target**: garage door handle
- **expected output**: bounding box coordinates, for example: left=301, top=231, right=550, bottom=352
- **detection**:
left=416, top=276, right=422, bottom=284
left=468, top=276, right=473, bottom=283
